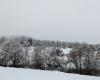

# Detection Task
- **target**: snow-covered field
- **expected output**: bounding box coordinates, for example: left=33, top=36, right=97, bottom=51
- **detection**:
left=0, top=67, right=100, bottom=80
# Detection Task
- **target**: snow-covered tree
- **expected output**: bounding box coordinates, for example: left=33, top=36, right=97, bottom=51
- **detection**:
left=1, top=40, right=23, bottom=67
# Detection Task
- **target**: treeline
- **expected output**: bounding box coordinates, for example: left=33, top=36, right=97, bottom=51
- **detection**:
left=0, top=36, right=69, bottom=70
left=0, top=36, right=68, bottom=48
left=0, top=36, right=100, bottom=49
left=0, top=36, right=100, bottom=76
left=0, top=39, right=66, bottom=71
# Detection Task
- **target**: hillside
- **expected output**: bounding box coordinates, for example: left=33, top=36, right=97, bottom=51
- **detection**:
left=0, top=67, right=100, bottom=80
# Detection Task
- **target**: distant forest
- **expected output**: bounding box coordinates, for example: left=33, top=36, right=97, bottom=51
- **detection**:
left=0, top=36, right=100, bottom=48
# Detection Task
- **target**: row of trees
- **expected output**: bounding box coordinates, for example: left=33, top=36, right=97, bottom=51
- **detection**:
left=0, top=40, right=65, bottom=71
left=0, top=36, right=68, bottom=48
left=0, top=36, right=100, bottom=50
left=0, top=36, right=100, bottom=76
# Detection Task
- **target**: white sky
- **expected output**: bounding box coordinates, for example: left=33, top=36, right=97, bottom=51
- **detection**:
left=0, top=0, right=100, bottom=44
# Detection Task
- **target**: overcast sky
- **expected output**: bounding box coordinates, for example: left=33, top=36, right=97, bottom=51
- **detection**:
left=0, top=0, right=100, bottom=44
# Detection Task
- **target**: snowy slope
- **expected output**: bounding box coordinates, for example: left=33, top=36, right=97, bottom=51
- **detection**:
left=0, top=67, right=100, bottom=80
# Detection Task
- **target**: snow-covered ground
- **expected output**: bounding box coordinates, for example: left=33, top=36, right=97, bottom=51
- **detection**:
left=0, top=67, right=100, bottom=80
left=60, top=48, right=72, bottom=55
